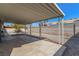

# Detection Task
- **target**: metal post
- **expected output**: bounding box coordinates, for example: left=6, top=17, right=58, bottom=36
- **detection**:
left=73, top=22, right=76, bottom=36
left=58, top=18, right=61, bottom=44
left=58, top=17, right=64, bottom=44
left=30, top=24, right=32, bottom=35
left=0, top=19, right=2, bottom=43
left=61, top=17, right=64, bottom=44
left=25, top=24, right=26, bottom=34
left=0, top=19, right=3, bottom=43
left=39, top=22, right=41, bottom=37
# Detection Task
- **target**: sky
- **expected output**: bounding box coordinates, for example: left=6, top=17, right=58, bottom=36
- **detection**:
left=58, top=3, right=79, bottom=20
left=4, top=3, right=79, bottom=26
left=48, top=3, right=79, bottom=22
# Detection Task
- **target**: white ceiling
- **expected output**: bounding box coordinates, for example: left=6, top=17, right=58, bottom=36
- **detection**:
left=0, top=3, right=64, bottom=24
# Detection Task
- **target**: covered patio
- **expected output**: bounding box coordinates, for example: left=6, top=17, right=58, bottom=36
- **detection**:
left=0, top=3, right=65, bottom=56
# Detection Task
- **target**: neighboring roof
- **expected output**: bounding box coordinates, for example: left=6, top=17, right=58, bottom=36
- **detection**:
left=64, top=20, right=74, bottom=23
left=64, top=18, right=79, bottom=23
left=50, top=20, right=74, bottom=24
left=0, top=3, right=64, bottom=24
left=74, top=18, right=79, bottom=23
left=50, top=22, right=58, bottom=24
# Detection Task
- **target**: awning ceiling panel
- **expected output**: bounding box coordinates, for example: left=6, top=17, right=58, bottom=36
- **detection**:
left=0, top=3, right=64, bottom=24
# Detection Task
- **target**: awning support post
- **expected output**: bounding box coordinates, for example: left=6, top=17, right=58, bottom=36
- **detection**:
left=61, top=17, right=64, bottom=44
left=0, top=19, right=2, bottom=43
left=73, top=22, right=76, bottom=36
left=58, top=18, right=61, bottom=44
left=25, top=24, right=26, bottom=34
left=0, top=18, right=4, bottom=43
left=39, top=22, right=41, bottom=38
left=30, top=24, right=32, bottom=35
left=58, top=17, right=64, bottom=44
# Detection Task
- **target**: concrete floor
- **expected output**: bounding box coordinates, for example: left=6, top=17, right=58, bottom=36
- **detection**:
left=0, top=34, right=63, bottom=56
left=11, top=40, right=62, bottom=56
left=63, top=36, right=79, bottom=56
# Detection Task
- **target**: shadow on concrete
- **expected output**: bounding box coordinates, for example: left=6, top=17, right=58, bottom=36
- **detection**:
left=54, top=32, right=79, bottom=56
left=0, top=34, right=44, bottom=56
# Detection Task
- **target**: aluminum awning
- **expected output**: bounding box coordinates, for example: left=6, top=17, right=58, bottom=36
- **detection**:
left=0, top=3, right=64, bottom=24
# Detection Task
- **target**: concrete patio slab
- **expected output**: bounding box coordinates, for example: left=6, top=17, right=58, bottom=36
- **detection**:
left=10, top=40, right=62, bottom=56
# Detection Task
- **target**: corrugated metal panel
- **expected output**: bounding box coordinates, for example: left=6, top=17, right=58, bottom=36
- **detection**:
left=0, top=3, right=64, bottom=24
